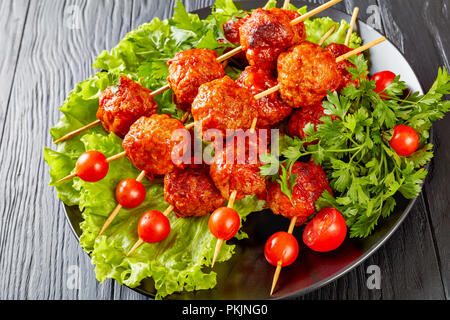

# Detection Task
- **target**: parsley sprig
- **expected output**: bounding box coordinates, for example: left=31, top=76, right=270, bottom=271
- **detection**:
left=261, top=55, right=450, bottom=238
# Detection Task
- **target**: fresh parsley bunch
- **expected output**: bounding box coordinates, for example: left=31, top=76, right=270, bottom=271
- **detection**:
left=261, top=55, right=450, bottom=238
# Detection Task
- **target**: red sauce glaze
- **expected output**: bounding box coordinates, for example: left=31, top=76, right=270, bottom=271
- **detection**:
left=236, top=66, right=292, bottom=126
left=122, top=114, right=188, bottom=176
left=326, top=43, right=360, bottom=91
left=191, top=76, right=257, bottom=137
left=97, top=76, right=158, bottom=138
left=267, top=160, right=333, bottom=225
left=277, top=41, right=342, bottom=108
left=167, top=49, right=225, bottom=111
left=239, top=8, right=306, bottom=70
left=287, top=103, right=338, bottom=142
left=164, top=166, right=225, bottom=218
left=210, top=137, right=267, bottom=201
left=223, top=16, right=249, bottom=66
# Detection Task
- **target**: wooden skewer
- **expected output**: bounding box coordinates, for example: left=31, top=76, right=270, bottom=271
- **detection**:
left=282, top=0, right=291, bottom=10
left=290, top=0, right=342, bottom=26
left=126, top=205, right=175, bottom=257
left=97, top=170, right=147, bottom=238
left=211, top=190, right=238, bottom=268
left=345, top=7, right=359, bottom=47
left=270, top=217, right=297, bottom=296
left=318, top=24, right=336, bottom=46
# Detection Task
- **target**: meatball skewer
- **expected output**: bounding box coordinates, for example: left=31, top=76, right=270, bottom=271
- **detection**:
left=210, top=120, right=266, bottom=267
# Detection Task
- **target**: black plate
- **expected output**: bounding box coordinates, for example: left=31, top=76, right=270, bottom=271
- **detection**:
left=64, top=0, right=426, bottom=300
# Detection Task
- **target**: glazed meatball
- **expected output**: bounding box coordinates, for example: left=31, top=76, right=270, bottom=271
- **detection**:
left=267, top=161, right=333, bottom=225
left=167, top=49, right=226, bottom=111
left=287, top=103, right=337, bottom=141
left=236, top=66, right=292, bottom=126
left=210, top=138, right=267, bottom=201
left=239, top=8, right=306, bottom=70
left=122, top=114, right=188, bottom=176
left=277, top=41, right=342, bottom=108
left=164, top=166, right=225, bottom=218
left=326, top=43, right=359, bottom=91
left=191, top=76, right=257, bottom=137
left=97, top=76, right=158, bottom=138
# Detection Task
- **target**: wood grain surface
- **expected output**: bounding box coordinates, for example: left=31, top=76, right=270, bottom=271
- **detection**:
left=0, top=0, right=448, bottom=300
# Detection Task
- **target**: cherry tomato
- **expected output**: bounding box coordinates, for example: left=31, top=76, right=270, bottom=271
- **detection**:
left=138, top=211, right=171, bottom=244
left=116, top=179, right=146, bottom=209
left=389, top=124, right=420, bottom=157
left=264, top=232, right=299, bottom=267
left=209, top=207, right=240, bottom=240
left=303, top=208, right=347, bottom=253
left=371, top=71, right=396, bottom=99
left=75, top=151, right=109, bottom=182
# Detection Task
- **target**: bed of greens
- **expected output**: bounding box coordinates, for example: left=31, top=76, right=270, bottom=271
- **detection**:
left=44, top=0, right=450, bottom=299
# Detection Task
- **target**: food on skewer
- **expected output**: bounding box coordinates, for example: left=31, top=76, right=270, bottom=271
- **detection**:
left=265, top=230, right=299, bottom=295
left=54, top=76, right=158, bottom=143
left=239, top=8, right=306, bottom=70
left=210, top=136, right=267, bottom=201
left=72, top=150, right=110, bottom=183
left=97, top=76, right=159, bottom=138
left=191, top=76, right=257, bottom=136
left=236, top=66, right=292, bottom=126
left=164, top=166, right=225, bottom=218
left=123, top=114, right=188, bottom=176
left=167, top=49, right=226, bottom=111
left=267, top=160, right=333, bottom=226
left=277, top=41, right=342, bottom=108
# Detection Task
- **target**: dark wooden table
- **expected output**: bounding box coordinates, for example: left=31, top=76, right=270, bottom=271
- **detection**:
left=0, top=0, right=448, bottom=300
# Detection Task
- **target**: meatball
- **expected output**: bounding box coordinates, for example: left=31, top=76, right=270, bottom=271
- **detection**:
left=167, top=49, right=226, bottom=111
left=267, top=161, right=333, bottom=225
left=122, top=114, right=188, bottom=176
left=223, top=16, right=249, bottom=66
left=277, top=41, right=342, bottom=108
left=97, top=76, right=158, bottom=138
left=236, top=66, right=292, bottom=126
left=191, top=76, right=257, bottom=137
left=239, top=8, right=306, bottom=70
left=326, top=43, right=359, bottom=91
left=164, top=166, right=225, bottom=218
left=210, top=138, right=267, bottom=201
left=287, top=103, right=337, bottom=141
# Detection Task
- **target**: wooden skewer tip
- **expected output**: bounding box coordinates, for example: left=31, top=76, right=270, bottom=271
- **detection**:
left=211, top=239, right=224, bottom=268
left=126, top=238, right=144, bottom=257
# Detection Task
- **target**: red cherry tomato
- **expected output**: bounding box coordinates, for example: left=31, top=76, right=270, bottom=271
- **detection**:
left=303, top=208, right=347, bottom=253
left=209, top=207, right=240, bottom=240
left=75, top=151, right=109, bottom=182
left=116, top=179, right=146, bottom=209
left=264, top=232, right=299, bottom=267
left=371, top=71, right=396, bottom=99
left=138, top=211, right=171, bottom=244
left=389, top=124, right=420, bottom=157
